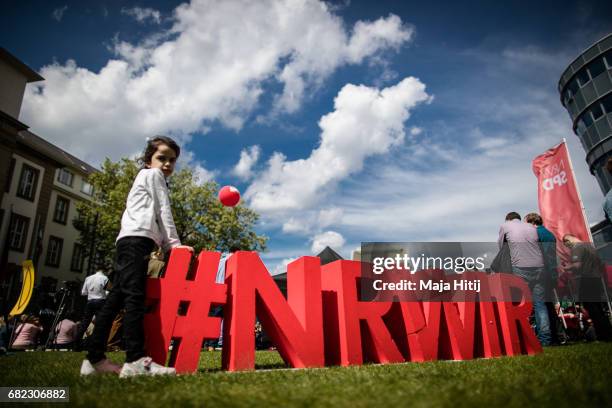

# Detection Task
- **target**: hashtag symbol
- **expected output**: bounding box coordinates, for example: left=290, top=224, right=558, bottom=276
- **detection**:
left=144, top=248, right=227, bottom=373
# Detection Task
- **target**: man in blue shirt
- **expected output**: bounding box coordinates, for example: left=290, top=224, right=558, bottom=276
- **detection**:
left=525, top=213, right=561, bottom=345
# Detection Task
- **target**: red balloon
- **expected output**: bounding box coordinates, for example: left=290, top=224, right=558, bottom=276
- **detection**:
left=219, top=185, right=241, bottom=207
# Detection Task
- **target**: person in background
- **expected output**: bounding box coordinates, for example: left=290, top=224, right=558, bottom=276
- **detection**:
left=76, top=270, right=109, bottom=350
left=524, top=213, right=563, bottom=345
left=11, top=315, right=43, bottom=350
left=562, top=234, right=612, bottom=341
left=499, top=212, right=551, bottom=346
left=54, top=311, right=79, bottom=350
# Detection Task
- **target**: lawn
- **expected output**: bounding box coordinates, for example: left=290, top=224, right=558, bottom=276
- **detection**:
left=1, top=343, right=611, bottom=408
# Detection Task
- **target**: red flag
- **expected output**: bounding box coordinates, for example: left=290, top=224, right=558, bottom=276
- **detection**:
left=532, top=141, right=591, bottom=264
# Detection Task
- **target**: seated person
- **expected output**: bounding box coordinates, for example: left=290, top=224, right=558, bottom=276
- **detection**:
left=54, top=312, right=79, bottom=350
left=11, top=315, right=43, bottom=350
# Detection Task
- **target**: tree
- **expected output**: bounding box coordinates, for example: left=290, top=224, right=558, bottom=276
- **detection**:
left=74, top=158, right=267, bottom=270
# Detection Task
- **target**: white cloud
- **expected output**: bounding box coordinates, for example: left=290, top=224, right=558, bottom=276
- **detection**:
left=410, top=126, right=422, bottom=136
left=121, top=7, right=162, bottom=24
left=22, top=0, right=413, bottom=166
left=259, top=42, right=604, bottom=254
left=281, top=207, right=343, bottom=235
left=232, top=145, right=261, bottom=180
left=282, top=218, right=311, bottom=234
left=179, top=149, right=217, bottom=184
left=329, top=45, right=604, bottom=242
left=245, top=77, right=432, bottom=212
left=272, top=257, right=297, bottom=275
left=318, top=207, right=343, bottom=228
left=52, top=5, right=68, bottom=22
left=346, top=14, right=411, bottom=63
left=311, top=231, right=345, bottom=254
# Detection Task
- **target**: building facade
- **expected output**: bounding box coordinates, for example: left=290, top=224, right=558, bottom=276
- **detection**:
left=558, top=33, right=612, bottom=194
left=0, top=48, right=97, bottom=312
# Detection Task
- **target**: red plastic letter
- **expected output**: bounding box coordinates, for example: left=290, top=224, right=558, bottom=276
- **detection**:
left=222, top=253, right=324, bottom=371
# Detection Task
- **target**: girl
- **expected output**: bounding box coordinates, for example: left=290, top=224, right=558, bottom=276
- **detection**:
left=81, top=136, right=190, bottom=377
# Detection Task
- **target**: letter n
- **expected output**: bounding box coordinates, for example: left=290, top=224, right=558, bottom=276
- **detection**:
left=222, top=252, right=324, bottom=371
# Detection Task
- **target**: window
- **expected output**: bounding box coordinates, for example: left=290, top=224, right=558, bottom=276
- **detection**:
left=576, top=118, right=587, bottom=135
left=601, top=93, right=612, bottom=114
left=53, top=196, right=70, bottom=224
left=81, top=180, right=93, bottom=195
left=587, top=57, right=606, bottom=80
left=604, top=49, right=612, bottom=68
left=576, top=68, right=590, bottom=86
left=71, top=243, right=85, bottom=272
left=582, top=109, right=594, bottom=128
left=566, top=79, right=579, bottom=98
left=5, top=158, right=15, bottom=193
left=592, top=102, right=604, bottom=120
left=16, top=164, right=39, bottom=201
left=8, top=213, right=30, bottom=252
left=57, top=168, right=74, bottom=187
left=45, top=236, right=64, bottom=267
left=75, top=208, right=86, bottom=223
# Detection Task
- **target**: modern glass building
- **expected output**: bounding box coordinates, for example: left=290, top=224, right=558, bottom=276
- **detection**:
left=558, top=33, right=612, bottom=195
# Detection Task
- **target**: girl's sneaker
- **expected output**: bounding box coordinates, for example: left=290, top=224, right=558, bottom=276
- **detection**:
left=119, top=356, right=176, bottom=378
left=80, top=358, right=122, bottom=376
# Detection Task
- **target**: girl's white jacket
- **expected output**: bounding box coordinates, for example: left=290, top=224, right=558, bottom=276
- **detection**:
left=116, top=168, right=181, bottom=251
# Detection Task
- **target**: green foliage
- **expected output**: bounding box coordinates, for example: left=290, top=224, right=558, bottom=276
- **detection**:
left=74, top=158, right=267, bottom=268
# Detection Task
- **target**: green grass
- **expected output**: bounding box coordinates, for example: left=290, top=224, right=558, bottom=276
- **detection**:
left=1, top=343, right=611, bottom=407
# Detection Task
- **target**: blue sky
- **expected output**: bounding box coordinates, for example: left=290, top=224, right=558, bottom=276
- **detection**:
left=2, top=0, right=611, bottom=273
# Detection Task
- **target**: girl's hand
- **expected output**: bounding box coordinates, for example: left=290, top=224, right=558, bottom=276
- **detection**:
left=174, top=245, right=194, bottom=252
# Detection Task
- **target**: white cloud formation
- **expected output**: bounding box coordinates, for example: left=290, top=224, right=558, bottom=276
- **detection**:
left=311, top=231, right=345, bottom=254
left=258, top=41, right=604, bottom=257
left=245, top=77, right=432, bottom=212
left=22, top=0, right=413, bottom=166
left=121, top=7, right=162, bottom=24
left=321, top=44, right=604, bottom=242
left=282, top=218, right=311, bottom=234
left=179, top=149, right=217, bottom=184
left=318, top=207, right=343, bottom=228
left=281, top=207, right=343, bottom=235
left=232, top=145, right=261, bottom=180
left=272, top=257, right=297, bottom=275
left=52, top=5, right=68, bottom=22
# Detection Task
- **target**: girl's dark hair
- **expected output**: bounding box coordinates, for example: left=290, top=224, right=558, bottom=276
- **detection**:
left=138, top=136, right=181, bottom=167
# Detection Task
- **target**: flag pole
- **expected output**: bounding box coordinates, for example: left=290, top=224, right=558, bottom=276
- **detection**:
left=562, top=138, right=594, bottom=243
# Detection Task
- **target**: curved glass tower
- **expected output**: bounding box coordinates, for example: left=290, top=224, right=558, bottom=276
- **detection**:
left=558, top=33, right=612, bottom=195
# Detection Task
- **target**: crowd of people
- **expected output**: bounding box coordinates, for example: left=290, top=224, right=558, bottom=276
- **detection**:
left=0, top=310, right=81, bottom=353
left=497, top=211, right=612, bottom=345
